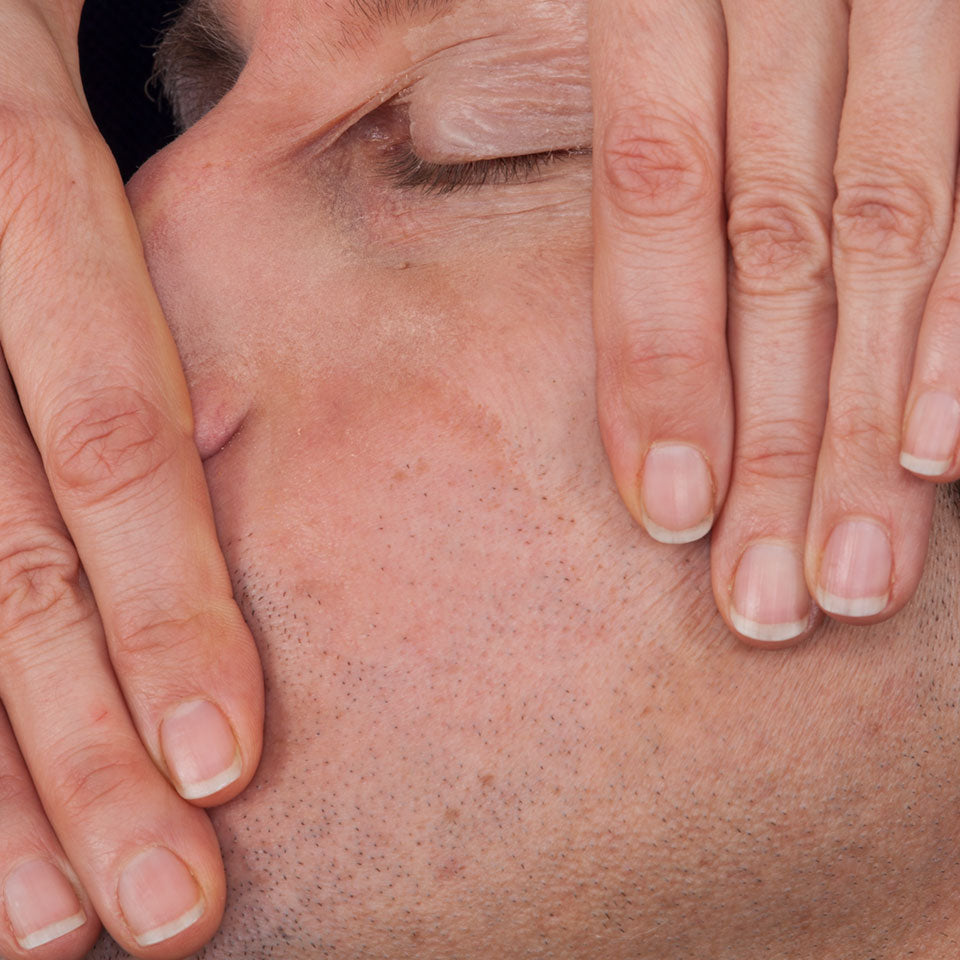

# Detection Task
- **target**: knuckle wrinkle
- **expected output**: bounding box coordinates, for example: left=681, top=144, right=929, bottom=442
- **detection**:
left=47, top=386, right=179, bottom=503
left=828, top=397, right=899, bottom=461
left=111, top=609, right=209, bottom=669
left=727, top=192, right=831, bottom=294
left=615, top=325, right=718, bottom=395
left=736, top=419, right=821, bottom=486
left=832, top=176, right=945, bottom=263
left=53, top=748, right=141, bottom=821
left=0, top=533, right=82, bottom=640
left=0, top=771, right=32, bottom=808
left=601, top=110, right=717, bottom=220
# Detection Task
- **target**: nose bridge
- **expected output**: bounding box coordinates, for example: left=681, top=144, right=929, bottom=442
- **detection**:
left=125, top=125, right=255, bottom=463
left=126, top=120, right=235, bottom=248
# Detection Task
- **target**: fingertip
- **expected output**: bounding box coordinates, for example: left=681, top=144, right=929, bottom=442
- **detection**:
left=729, top=622, right=817, bottom=651
left=3, top=859, right=100, bottom=960
left=900, top=389, right=960, bottom=479
left=729, top=608, right=812, bottom=647
left=899, top=450, right=954, bottom=479
left=724, top=540, right=816, bottom=647
left=160, top=697, right=258, bottom=807
left=898, top=449, right=960, bottom=483
left=638, top=443, right=716, bottom=544
left=813, top=589, right=888, bottom=621
left=808, top=517, right=892, bottom=622
left=116, top=844, right=224, bottom=958
left=805, top=513, right=929, bottom=626
left=641, top=514, right=714, bottom=545
left=595, top=388, right=646, bottom=524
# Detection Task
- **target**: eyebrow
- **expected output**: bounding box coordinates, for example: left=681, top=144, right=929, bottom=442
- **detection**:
left=152, top=0, right=457, bottom=131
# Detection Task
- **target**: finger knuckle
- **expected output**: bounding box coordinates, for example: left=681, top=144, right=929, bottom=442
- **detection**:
left=600, top=109, right=718, bottom=220
left=832, top=172, right=947, bottom=264
left=827, top=395, right=899, bottom=460
left=111, top=609, right=209, bottom=672
left=46, top=386, right=182, bottom=504
left=51, top=744, right=142, bottom=823
left=0, top=769, right=35, bottom=809
left=727, top=190, right=832, bottom=294
left=0, top=531, right=84, bottom=640
left=615, top=324, right=717, bottom=394
left=736, top=418, right=822, bottom=486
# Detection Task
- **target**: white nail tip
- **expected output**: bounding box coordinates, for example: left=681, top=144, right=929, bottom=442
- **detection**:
left=641, top=513, right=714, bottom=545
left=177, top=750, right=242, bottom=800
left=729, top=609, right=808, bottom=644
left=134, top=899, right=205, bottom=947
left=815, top=589, right=888, bottom=619
left=16, top=910, right=85, bottom=950
left=900, top=451, right=951, bottom=477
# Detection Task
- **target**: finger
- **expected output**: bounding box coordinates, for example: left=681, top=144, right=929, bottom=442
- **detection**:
left=0, top=105, right=263, bottom=804
left=805, top=0, right=960, bottom=621
left=591, top=0, right=733, bottom=544
left=0, top=361, right=226, bottom=956
left=710, top=0, right=847, bottom=645
left=901, top=175, right=960, bottom=480
left=0, top=706, right=100, bottom=959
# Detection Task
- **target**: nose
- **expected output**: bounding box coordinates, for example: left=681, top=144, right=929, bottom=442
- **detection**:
left=126, top=137, right=251, bottom=460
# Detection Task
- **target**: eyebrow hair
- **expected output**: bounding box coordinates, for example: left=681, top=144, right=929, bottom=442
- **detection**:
left=151, top=0, right=246, bottom=130
left=152, top=0, right=457, bottom=131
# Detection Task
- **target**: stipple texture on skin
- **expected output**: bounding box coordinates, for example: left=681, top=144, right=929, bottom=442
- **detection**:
left=92, top=0, right=960, bottom=954
left=88, top=414, right=960, bottom=960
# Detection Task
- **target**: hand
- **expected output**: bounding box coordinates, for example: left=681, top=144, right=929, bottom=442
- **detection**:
left=590, top=0, right=960, bottom=644
left=0, top=1, right=263, bottom=956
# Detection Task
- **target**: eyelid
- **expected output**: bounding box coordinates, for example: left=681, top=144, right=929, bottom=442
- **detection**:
left=381, top=142, right=588, bottom=194
left=360, top=95, right=590, bottom=195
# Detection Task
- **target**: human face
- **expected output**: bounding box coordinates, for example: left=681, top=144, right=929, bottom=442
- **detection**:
left=106, top=1, right=960, bottom=957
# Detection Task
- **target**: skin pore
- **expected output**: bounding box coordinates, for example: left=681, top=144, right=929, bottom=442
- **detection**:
left=90, top=0, right=960, bottom=956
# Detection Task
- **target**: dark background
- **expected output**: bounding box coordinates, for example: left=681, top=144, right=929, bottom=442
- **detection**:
left=78, top=0, right=181, bottom=181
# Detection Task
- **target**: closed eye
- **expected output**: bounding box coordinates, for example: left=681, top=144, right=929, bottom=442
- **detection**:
left=382, top=141, right=589, bottom=195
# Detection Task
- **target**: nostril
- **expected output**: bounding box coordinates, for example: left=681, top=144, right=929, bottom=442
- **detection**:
left=189, top=376, right=250, bottom=461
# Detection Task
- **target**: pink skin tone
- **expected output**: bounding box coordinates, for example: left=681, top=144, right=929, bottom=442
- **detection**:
left=590, top=0, right=960, bottom=644
left=0, top=4, right=262, bottom=958
left=62, top=1, right=960, bottom=956
left=5, top=0, right=960, bottom=956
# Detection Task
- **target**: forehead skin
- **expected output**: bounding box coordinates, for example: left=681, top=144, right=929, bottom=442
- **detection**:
left=233, top=0, right=463, bottom=55
left=93, top=0, right=960, bottom=957
left=154, top=0, right=464, bottom=128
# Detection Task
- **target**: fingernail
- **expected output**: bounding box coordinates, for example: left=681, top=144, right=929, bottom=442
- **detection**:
left=730, top=542, right=811, bottom=643
left=816, top=519, right=892, bottom=618
left=640, top=444, right=714, bottom=544
left=161, top=700, right=242, bottom=800
left=4, top=860, right=85, bottom=950
left=118, top=848, right=204, bottom=948
left=900, top=391, right=960, bottom=477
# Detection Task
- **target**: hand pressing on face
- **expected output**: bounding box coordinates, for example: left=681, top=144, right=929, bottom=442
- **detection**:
left=591, top=0, right=960, bottom=645
left=0, top=1, right=263, bottom=957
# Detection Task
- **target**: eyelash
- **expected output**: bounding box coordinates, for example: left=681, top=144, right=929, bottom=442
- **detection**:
left=381, top=142, right=583, bottom=195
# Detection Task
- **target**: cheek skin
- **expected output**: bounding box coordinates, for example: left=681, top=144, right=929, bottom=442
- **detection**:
left=131, top=76, right=960, bottom=958
left=200, top=340, right=960, bottom=960
left=184, top=184, right=960, bottom=957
